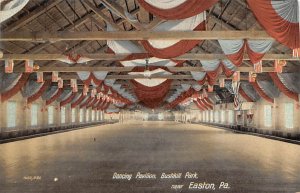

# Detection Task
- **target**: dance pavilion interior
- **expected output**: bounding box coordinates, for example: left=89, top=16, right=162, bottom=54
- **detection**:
left=0, top=0, right=300, bottom=193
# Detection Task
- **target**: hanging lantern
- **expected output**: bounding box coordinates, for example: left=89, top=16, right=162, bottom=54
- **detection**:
left=248, top=71, right=256, bottom=83
left=58, top=78, right=63, bottom=88
left=219, top=77, right=225, bottom=88
left=25, top=60, right=34, bottom=73
left=52, top=71, right=59, bottom=82
left=292, top=48, right=300, bottom=57
left=36, top=72, right=44, bottom=83
left=254, top=61, right=263, bottom=73
left=5, top=59, right=14, bottom=73
left=274, top=60, right=287, bottom=73
left=232, top=71, right=240, bottom=82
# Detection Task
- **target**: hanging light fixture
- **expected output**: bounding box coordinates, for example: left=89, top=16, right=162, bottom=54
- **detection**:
left=143, top=58, right=151, bottom=78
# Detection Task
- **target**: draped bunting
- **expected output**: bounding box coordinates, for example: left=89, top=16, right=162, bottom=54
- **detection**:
left=80, top=96, right=93, bottom=109
left=71, top=93, right=86, bottom=108
left=42, top=86, right=59, bottom=101
left=46, top=88, right=63, bottom=105
left=71, top=93, right=82, bottom=103
left=199, top=98, right=210, bottom=110
left=192, top=84, right=202, bottom=91
left=87, top=98, right=98, bottom=108
left=278, top=73, right=300, bottom=94
left=141, top=13, right=206, bottom=58
left=0, top=72, right=22, bottom=93
left=222, top=60, right=236, bottom=77
left=131, top=79, right=172, bottom=108
left=0, top=0, right=29, bottom=23
left=247, top=0, right=299, bottom=49
left=166, top=88, right=195, bottom=109
left=92, top=99, right=101, bottom=110
left=60, top=92, right=76, bottom=107
left=218, top=40, right=245, bottom=66
left=21, top=80, right=44, bottom=98
left=101, top=102, right=111, bottom=111
left=95, top=99, right=105, bottom=110
left=108, top=15, right=206, bottom=59
left=27, top=80, right=51, bottom=104
left=240, top=82, right=260, bottom=102
left=77, top=72, right=107, bottom=86
left=258, top=80, right=280, bottom=99
left=218, top=40, right=273, bottom=66
left=107, top=25, right=178, bottom=67
left=250, top=81, right=275, bottom=103
left=78, top=95, right=90, bottom=107
left=194, top=100, right=205, bottom=111
left=129, top=68, right=172, bottom=87
left=269, top=72, right=299, bottom=101
left=190, top=59, right=236, bottom=85
left=199, top=98, right=213, bottom=110
left=239, top=86, right=254, bottom=102
left=246, top=40, right=274, bottom=64
left=57, top=90, right=72, bottom=102
left=1, top=73, right=30, bottom=102
left=87, top=97, right=97, bottom=107
left=137, top=0, right=217, bottom=20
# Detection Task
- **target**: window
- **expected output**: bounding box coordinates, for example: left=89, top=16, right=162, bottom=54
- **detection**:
left=71, top=108, right=76, bottom=123
left=210, top=111, right=214, bottom=122
left=228, top=110, right=234, bottom=124
left=96, top=111, right=99, bottom=121
left=31, top=104, right=38, bottom=126
left=48, top=106, right=54, bottom=125
left=198, top=112, right=202, bottom=121
left=61, top=107, right=66, bottom=124
left=202, top=112, right=205, bottom=122
left=221, top=110, right=225, bottom=123
left=285, top=103, right=294, bottom=129
left=86, top=109, right=89, bottom=122
left=158, top=113, right=164, bottom=120
left=7, top=101, right=17, bottom=128
left=92, top=110, right=95, bottom=121
left=206, top=111, right=209, bottom=122
left=80, top=109, right=83, bottom=123
left=264, top=105, right=272, bottom=127
left=214, top=111, right=219, bottom=123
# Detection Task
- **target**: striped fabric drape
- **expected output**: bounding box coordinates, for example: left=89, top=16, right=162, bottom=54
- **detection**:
left=137, top=0, right=217, bottom=20
left=247, top=0, right=299, bottom=49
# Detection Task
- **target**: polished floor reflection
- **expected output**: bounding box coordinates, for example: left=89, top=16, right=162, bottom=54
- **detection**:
left=0, top=121, right=300, bottom=193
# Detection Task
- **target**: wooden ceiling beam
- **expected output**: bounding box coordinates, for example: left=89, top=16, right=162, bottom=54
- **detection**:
left=11, top=66, right=293, bottom=73
left=34, top=73, right=270, bottom=81
left=2, top=53, right=299, bottom=61
left=0, top=31, right=272, bottom=42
